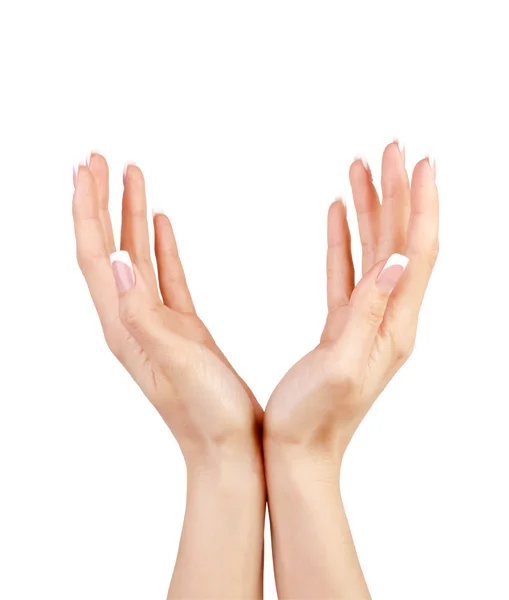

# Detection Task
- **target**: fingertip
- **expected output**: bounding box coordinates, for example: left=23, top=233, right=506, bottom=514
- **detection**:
left=332, top=196, right=346, bottom=210
left=328, top=197, right=347, bottom=225
left=73, top=163, right=94, bottom=192
left=349, top=157, right=370, bottom=182
left=393, top=137, right=405, bottom=154
left=411, top=157, right=437, bottom=189
left=427, top=153, right=437, bottom=182
left=152, top=207, right=166, bottom=218
left=383, top=139, right=405, bottom=168
left=73, top=163, right=80, bottom=189
left=123, top=162, right=143, bottom=185
left=88, top=152, right=109, bottom=174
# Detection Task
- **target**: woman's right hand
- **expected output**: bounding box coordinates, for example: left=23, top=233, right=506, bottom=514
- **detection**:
left=72, top=154, right=263, bottom=467
left=263, top=142, right=438, bottom=599
left=265, top=142, right=439, bottom=465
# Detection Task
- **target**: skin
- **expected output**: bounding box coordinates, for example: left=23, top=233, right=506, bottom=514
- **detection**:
left=72, top=155, right=265, bottom=599
left=264, top=141, right=439, bottom=599
left=72, top=141, right=438, bottom=599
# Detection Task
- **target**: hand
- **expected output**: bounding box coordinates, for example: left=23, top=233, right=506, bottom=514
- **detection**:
left=72, top=155, right=263, bottom=467
left=264, top=141, right=439, bottom=463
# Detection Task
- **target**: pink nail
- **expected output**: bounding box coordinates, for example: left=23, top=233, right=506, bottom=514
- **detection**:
left=376, top=254, right=409, bottom=293
left=110, top=251, right=135, bottom=293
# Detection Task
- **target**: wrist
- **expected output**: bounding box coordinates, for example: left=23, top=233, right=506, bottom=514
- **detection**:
left=264, top=436, right=345, bottom=483
left=185, top=439, right=265, bottom=493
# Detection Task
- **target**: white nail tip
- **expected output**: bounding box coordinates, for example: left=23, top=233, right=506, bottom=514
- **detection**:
left=152, top=207, right=165, bottom=217
left=123, top=161, right=136, bottom=180
left=383, top=253, right=409, bottom=270
left=394, top=138, right=405, bottom=153
left=428, top=153, right=435, bottom=169
left=354, top=155, right=369, bottom=170
left=110, top=251, right=133, bottom=269
left=336, top=196, right=346, bottom=209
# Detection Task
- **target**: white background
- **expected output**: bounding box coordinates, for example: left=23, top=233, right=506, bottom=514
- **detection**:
left=1, top=1, right=508, bottom=599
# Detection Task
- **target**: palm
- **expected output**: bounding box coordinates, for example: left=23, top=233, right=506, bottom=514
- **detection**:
left=129, top=305, right=261, bottom=423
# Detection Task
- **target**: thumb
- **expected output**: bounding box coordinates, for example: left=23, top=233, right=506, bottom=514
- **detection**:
left=341, top=253, right=409, bottom=358
left=110, top=250, right=165, bottom=356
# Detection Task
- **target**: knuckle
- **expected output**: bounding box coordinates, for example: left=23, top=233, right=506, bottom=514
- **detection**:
left=360, top=239, right=375, bottom=253
left=426, top=244, right=439, bottom=269
left=325, top=352, right=359, bottom=393
left=396, top=340, right=414, bottom=361
left=367, top=294, right=387, bottom=324
left=76, top=250, right=91, bottom=273
left=119, top=304, right=139, bottom=330
left=164, top=271, right=186, bottom=286
left=104, top=332, right=122, bottom=359
left=390, top=329, right=416, bottom=362
left=139, top=256, right=155, bottom=273
left=76, top=248, right=105, bottom=274
left=102, top=324, right=127, bottom=360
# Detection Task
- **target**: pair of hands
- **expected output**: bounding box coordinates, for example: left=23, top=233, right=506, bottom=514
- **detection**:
left=72, top=141, right=438, bottom=476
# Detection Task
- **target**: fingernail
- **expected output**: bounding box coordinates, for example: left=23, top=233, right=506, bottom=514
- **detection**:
left=73, top=156, right=89, bottom=188
left=336, top=196, right=347, bottom=212
left=152, top=207, right=165, bottom=217
left=110, top=251, right=135, bottom=293
left=354, top=155, right=372, bottom=180
left=376, top=253, right=409, bottom=293
left=428, top=153, right=436, bottom=181
left=85, top=151, right=92, bottom=167
left=87, top=149, right=101, bottom=165
left=123, top=161, right=136, bottom=184
left=393, top=137, right=406, bottom=164
left=73, top=164, right=81, bottom=189
left=354, top=155, right=369, bottom=170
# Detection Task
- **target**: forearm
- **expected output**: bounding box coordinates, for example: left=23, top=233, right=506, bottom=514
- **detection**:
left=265, top=444, right=370, bottom=600
left=168, top=450, right=265, bottom=599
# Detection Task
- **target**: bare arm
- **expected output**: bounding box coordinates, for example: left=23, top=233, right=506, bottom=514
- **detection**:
left=72, top=153, right=265, bottom=600
left=264, top=141, right=438, bottom=598
left=169, top=452, right=265, bottom=599
left=265, top=447, right=369, bottom=599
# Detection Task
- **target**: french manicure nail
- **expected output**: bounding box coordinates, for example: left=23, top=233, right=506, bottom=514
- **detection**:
left=110, top=251, right=135, bottom=293
left=393, top=137, right=406, bottom=165
left=73, top=164, right=80, bottom=188
left=152, top=207, right=165, bottom=217
left=354, top=155, right=373, bottom=181
left=394, top=137, right=404, bottom=153
left=354, top=155, right=369, bottom=170
left=123, top=161, right=136, bottom=184
left=336, top=196, right=347, bottom=212
left=376, top=253, right=409, bottom=293
left=87, top=150, right=101, bottom=166
left=428, top=153, right=436, bottom=181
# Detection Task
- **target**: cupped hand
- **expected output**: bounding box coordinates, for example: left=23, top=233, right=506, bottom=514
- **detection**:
left=72, top=155, right=263, bottom=464
left=264, top=141, right=439, bottom=460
